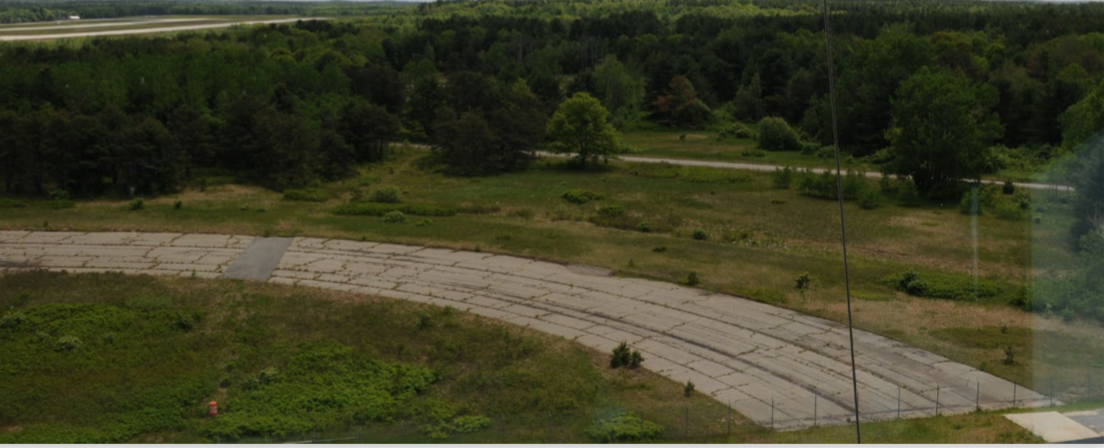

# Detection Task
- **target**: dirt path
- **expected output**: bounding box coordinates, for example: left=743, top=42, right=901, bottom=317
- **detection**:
left=0, top=18, right=326, bottom=41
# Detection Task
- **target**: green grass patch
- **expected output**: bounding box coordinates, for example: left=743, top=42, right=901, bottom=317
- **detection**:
left=281, top=188, right=330, bottom=202
left=884, top=270, right=1002, bottom=301
left=332, top=203, right=456, bottom=217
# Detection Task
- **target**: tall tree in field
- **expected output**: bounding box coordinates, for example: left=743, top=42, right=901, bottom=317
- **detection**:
left=886, top=68, right=1002, bottom=192
left=547, top=92, right=620, bottom=169
left=592, top=56, right=645, bottom=118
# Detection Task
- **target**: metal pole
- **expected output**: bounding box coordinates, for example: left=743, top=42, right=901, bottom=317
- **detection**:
left=814, top=395, right=818, bottom=427
left=771, top=397, right=775, bottom=430
left=1051, top=378, right=1054, bottom=406
left=685, top=403, right=689, bottom=439
left=1013, top=383, right=1017, bottom=407
left=897, top=387, right=901, bottom=419
left=819, top=0, right=860, bottom=442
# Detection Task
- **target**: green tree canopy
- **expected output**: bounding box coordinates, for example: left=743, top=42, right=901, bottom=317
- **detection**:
left=887, top=67, right=1003, bottom=192
left=546, top=92, right=620, bottom=169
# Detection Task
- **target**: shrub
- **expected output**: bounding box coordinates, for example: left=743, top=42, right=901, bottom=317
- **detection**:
left=458, top=204, right=501, bottom=214
left=635, top=222, right=653, bottom=233
left=858, top=188, right=881, bottom=209
left=282, top=188, right=329, bottom=202
left=242, top=367, right=280, bottom=390
left=128, top=198, right=144, bottom=211
left=562, top=189, right=604, bottom=204
left=43, top=199, right=74, bottom=210
left=610, top=342, right=643, bottom=369
left=588, top=413, right=662, bottom=443
left=885, top=270, right=1001, bottom=300
left=370, top=186, right=401, bottom=203
left=0, top=311, right=27, bottom=329
left=757, top=116, right=801, bottom=151
left=1002, top=180, right=1016, bottom=195
left=48, top=189, right=70, bottom=201
left=692, top=230, right=708, bottom=241
left=795, top=272, right=811, bottom=290
left=993, top=201, right=1028, bottom=221
left=333, top=203, right=456, bottom=217
left=897, top=180, right=922, bottom=206
left=382, top=210, right=408, bottom=223
left=684, top=380, right=695, bottom=397
left=173, top=200, right=183, bottom=210
left=772, top=166, right=795, bottom=189
left=415, top=219, right=433, bottom=227
left=682, top=272, right=700, bottom=286
left=652, top=246, right=667, bottom=253
left=815, top=145, right=837, bottom=159
left=54, top=335, right=82, bottom=352
left=510, top=208, right=534, bottom=220
left=0, top=198, right=27, bottom=208
left=172, top=312, right=194, bottom=332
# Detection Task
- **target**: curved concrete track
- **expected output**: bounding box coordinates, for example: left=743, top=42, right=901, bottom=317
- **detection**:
left=0, top=231, right=1050, bottom=430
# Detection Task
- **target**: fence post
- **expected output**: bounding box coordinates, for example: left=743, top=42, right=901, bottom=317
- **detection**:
left=1050, top=378, right=1054, bottom=407
left=1013, top=383, right=1017, bottom=407
left=936, top=386, right=940, bottom=416
left=771, top=396, right=775, bottom=430
left=897, top=387, right=901, bottom=420
left=727, top=401, right=732, bottom=436
left=814, top=395, right=818, bottom=428
left=976, top=381, right=980, bottom=411
left=684, top=403, right=689, bottom=439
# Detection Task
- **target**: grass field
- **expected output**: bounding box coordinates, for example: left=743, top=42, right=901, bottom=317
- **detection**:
left=0, top=146, right=1099, bottom=401
left=0, top=271, right=1047, bottom=443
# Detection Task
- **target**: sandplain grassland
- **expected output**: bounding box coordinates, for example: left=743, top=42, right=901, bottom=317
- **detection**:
left=0, top=146, right=1099, bottom=396
left=0, top=271, right=1045, bottom=443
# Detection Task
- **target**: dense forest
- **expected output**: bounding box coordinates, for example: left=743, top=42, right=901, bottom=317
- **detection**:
left=0, top=0, right=1102, bottom=198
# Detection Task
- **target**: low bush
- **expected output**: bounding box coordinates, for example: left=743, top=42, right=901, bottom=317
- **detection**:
left=562, top=189, right=604, bottom=204
left=457, top=204, right=501, bottom=215
left=282, top=188, right=329, bottom=202
left=858, top=188, right=881, bottom=209
left=684, top=380, right=695, bottom=397
left=772, top=167, right=794, bottom=189
left=1002, top=180, right=1016, bottom=195
left=173, top=200, right=183, bottom=210
left=692, top=230, right=708, bottom=241
left=333, top=203, right=456, bottom=217
left=588, top=413, right=662, bottom=443
left=757, top=117, right=802, bottom=151
left=382, top=210, right=408, bottom=223
left=795, top=272, right=811, bottom=290
left=0, top=198, right=26, bottom=208
left=897, top=180, right=922, bottom=206
left=885, top=270, right=1001, bottom=301
left=370, top=186, right=401, bottom=204
left=610, top=341, right=643, bottom=369
left=632, top=164, right=747, bottom=183
left=681, top=272, right=700, bottom=286
left=128, top=198, right=144, bottom=211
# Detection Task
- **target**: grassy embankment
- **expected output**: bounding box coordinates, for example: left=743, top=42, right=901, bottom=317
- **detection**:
left=0, top=272, right=1044, bottom=443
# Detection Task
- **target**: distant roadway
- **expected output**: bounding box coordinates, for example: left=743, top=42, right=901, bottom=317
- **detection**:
left=0, top=17, right=327, bottom=41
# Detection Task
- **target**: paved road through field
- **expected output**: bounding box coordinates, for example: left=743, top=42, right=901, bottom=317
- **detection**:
left=0, top=231, right=1052, bottom=430
left=0, top=18, right=326, bottom=41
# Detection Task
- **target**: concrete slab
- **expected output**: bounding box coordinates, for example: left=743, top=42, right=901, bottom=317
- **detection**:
left=1005, top=412, right=1100, bottom=443
left=221, top=237, right=293, bottom=281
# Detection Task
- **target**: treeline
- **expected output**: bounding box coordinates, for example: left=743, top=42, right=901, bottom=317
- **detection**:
left=1, top=0, right=1103, bottom=199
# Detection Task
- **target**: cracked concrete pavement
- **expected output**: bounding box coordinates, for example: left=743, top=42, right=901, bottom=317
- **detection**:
left=0, top=231, right=1052, bottom=430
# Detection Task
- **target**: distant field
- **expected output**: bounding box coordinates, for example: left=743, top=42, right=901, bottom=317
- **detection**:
left=0, top=16, right=316, bottom=41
